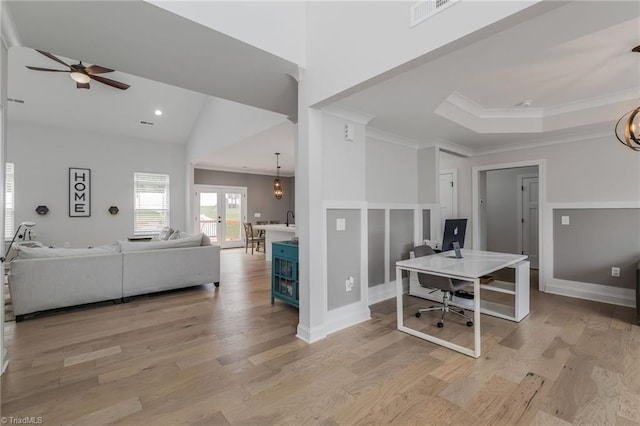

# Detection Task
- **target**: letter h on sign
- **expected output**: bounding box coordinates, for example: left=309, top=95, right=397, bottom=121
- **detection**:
left=69, top=167, right=91, bottom=217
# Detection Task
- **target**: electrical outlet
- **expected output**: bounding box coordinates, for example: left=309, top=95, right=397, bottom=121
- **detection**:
left=611, top=267, right=620, bottom=277
left=345, top=276, right=354, bottom=292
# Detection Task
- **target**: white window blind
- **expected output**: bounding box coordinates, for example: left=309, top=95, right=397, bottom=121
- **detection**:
left=134, top=172, right=170, bottom=234
left=5, top=163, right=14, bottom=240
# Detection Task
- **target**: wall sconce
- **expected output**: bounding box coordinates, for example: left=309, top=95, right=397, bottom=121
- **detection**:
left=108, top=206, right=119, bottom=215
left=35, top=205, right=49, bottom=215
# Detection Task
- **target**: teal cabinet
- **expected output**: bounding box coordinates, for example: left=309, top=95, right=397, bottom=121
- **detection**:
left=271, top=241, right=299, bottom=308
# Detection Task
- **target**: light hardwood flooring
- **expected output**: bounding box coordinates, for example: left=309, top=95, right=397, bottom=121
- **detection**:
left=2, top=248, right=640, bottom=425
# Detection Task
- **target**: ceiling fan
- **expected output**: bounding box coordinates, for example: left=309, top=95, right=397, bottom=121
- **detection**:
left=26, top=50, right=130, bottom=90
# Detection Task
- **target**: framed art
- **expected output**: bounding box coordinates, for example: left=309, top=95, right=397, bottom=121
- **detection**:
left=69, top=167, right=91, bottom=217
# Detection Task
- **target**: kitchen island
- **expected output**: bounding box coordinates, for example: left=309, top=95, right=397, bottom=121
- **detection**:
left=252, top=224, right=296, bottom=259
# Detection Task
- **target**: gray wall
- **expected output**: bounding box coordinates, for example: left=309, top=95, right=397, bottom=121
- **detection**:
left=327, top=209, right=361, bottom=310
left=194, top=169, right=294, bottom=224
left=367, top=209, right=385, bottom=287
left=389, top=209, right=414, bottom=281
left=417, top=147, right=438, bottom=204
left=365, top=137, right=417, bottom=203
left=554, top=209, right=640, bottom=289
left=422, top=209, right=431, bottom=241
left=485, top=166, right=538, bottom=253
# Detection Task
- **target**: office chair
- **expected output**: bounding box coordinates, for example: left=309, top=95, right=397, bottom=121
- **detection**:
left=413, top=245, right=474, bottom=328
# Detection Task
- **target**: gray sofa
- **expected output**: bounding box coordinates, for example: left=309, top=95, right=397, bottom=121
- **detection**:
left=9, top=234, right=220, bottom=321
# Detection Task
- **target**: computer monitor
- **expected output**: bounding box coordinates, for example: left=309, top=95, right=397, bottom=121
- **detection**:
left=441, top=218, right=467, bottom=252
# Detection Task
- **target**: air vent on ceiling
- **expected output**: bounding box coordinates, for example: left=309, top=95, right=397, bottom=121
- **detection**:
left=410, top=0, right=459, bottom=28
left=7, top=98, right=25, bottom=104
left=139, top=120, right=154, bottom=126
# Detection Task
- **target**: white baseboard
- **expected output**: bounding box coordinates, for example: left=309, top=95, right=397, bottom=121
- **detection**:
left=296, top=301, right=372, bottom=344
left=368, top=277, right=409, bottom=305
left=546, top=278, right=636, bottom=308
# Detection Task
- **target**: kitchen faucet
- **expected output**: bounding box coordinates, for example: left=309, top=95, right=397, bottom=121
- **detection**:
left=286, top=210, right=295, bottom=227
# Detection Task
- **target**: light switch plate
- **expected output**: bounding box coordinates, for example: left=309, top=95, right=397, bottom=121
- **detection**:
left=254, top=212, right=261, bottom=218
left=561, top=216, right=570, bottom=225
left=336, top=218, right=346, bottom=231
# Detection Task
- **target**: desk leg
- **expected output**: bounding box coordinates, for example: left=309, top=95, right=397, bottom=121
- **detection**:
left=472, top=277, right=481, bottom=358
left=396, top=267, right=404, bottom=330
left=396, top=266, right=480, bottom=358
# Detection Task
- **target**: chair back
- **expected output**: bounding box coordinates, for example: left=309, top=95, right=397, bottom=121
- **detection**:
left=243, top=222, right=254, bottom=239
left=414, top=245, right=457, bottom=292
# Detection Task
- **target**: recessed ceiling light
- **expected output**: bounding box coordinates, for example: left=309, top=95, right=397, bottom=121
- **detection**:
left=154, top=109, right=162, bottom=116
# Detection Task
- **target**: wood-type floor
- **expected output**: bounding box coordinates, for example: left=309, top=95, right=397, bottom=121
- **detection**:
left=2, top=248, right=640, bottom=425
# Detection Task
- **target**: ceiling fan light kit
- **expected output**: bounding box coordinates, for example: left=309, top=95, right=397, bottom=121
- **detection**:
left=26, top=49, right=130, bottom=91
left=614, top=45, right=640, bottom=151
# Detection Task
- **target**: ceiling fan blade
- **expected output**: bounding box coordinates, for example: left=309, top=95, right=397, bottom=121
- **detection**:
left=89, top=74, right=130, bottom=90
left=76, top=82, right=90, bottom=89
left=26, top=66, right=69, bottom=72
left=36, top=50, right=70, bottom=68
left=85, top=65, right=114, bottom=75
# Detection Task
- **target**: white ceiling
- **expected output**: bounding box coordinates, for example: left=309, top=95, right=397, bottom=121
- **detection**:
left=5, top=1, right=299, bottom=174
left=8, top=47, right=207, bottom=145
left=6, top=1, right=639, bottom=169
left=196, top=121, right=296, bottom=176
left=334, top=1, right=640, bottom=154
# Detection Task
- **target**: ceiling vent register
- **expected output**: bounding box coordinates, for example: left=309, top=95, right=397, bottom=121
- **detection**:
left=410, top=0, right=459, bottom=28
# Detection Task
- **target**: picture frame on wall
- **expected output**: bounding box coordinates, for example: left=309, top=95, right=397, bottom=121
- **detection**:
left=69, top=167, right=91, bottom=217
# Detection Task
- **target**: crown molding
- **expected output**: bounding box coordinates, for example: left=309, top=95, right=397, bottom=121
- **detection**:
left=194, top=164, right=295, bottom=178
left=472, top=127, right=612, bottom=157
left=544, top=88, right=639, bottom=116
left=446, top=91, right=544, bottom=119
left=366, top=127, right=473, bottom=157
left=322, top=105, right=375, bottom=125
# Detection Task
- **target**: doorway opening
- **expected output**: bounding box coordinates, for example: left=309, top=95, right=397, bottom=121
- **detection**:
left=472, top=160, right=545, bottom=291
left=194, top=185, right=247, bottom=249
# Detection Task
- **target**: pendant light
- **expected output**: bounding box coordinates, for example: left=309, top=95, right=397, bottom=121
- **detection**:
left=273, top=153, right=283, bottom=199
left=614, top=46, right=640, bottom=151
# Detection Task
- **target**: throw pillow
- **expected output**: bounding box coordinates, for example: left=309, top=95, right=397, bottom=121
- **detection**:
left=158, top=227, right=175, bottom=240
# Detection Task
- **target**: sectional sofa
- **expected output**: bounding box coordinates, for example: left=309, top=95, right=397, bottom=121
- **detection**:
left=9, top=233, right=220, bottom=321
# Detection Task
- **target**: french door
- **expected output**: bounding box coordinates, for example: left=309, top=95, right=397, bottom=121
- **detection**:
left=194, top=185, right=247, bottom=248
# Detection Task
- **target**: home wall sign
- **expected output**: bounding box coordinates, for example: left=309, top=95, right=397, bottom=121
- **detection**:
left=69, top=167, right=91, bottom=217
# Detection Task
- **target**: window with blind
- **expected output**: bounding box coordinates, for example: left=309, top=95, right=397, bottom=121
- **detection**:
left=5, top=163, right=14, bottom=240
left=134, top=172, right=170, bottom=234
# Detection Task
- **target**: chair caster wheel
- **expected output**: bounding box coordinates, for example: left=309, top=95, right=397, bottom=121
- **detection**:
left=466, top=321, right=474, bottom=327
left=437, top=322, right=444, bottom=328
left=415, top=312, right=421, bottom=318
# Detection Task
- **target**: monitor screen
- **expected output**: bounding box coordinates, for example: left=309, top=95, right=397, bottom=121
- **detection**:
left=441, top=218, right=467, bottom=252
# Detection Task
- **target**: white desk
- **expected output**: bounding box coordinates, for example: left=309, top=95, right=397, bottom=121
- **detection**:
left=253, top=224, right=296, bottom=259
left=396, top=249, right=529, bottom=358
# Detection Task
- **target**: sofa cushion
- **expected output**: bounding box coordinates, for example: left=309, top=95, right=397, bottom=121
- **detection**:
left=168, top=230, right=193, bottom=240
left=15, top=243, right=121, bottom=259
left=119, top=234, right=204, bottom=252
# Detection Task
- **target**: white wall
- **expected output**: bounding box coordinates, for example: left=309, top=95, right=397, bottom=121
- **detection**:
left=305, top=1, right=547, bottom=106
left=147, top=1, right=307, bottom=67
left=7, top=122, right=186, bottom=248
left=322, top=113, right=366, bottom=201
left=186, top=96, right=288, bottom=163
left=418, top=147, right=438, bottom=204
left=365, top=137, right=417, bottom=203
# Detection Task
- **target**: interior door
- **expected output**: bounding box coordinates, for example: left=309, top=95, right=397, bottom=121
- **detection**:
left=521, top=177, right=539, bottom=269
left=195, top=185, right=247, bottom=249
left=439, top=171, right=457, bottom=231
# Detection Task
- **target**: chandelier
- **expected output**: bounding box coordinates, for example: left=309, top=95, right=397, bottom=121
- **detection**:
left=615, top=46, right=640, bottom=151
left=273, top=153, right=283, bottom=199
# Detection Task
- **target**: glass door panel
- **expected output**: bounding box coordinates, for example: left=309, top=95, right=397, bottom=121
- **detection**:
left=194, top=185, right=247, bottom=249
